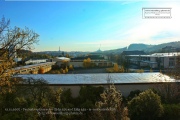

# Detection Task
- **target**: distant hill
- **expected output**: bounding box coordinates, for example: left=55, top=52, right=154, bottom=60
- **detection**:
left=34, top=41, right=180, bottom=55
left=17, top=49, right=32, bottom=55
left=143, top=41, right=180, bottom=52
left=103, top=47, right=127, bottom=54
left=127, top=44, right=154, bottom=51
left=104, top=41, right=180, bottom=54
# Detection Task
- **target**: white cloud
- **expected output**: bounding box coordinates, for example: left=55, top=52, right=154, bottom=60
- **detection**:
left=114, top=2, right=180, bottom=46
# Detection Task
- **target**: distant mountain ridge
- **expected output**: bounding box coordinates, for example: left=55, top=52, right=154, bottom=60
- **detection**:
left=127, top=44, right=154, bottom=51
left=35, top=41, right=180, bottom=55
left=103, top=41, right=180, bottom=54
left=128, top=41, right=180, bottom=52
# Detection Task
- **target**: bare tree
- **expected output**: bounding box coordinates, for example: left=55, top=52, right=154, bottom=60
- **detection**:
left=173, top=55, right=180, bottom=79
left=0, top=16, right=39, bottom=93
left=166, top=55, right=180, bottom=79
left=154, top=83, right=180, bottom=104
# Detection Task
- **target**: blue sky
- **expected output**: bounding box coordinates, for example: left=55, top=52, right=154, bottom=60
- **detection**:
left=1, top=1, right=180, bottom=52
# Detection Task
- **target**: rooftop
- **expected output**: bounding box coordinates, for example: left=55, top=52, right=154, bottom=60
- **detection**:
left=54, top=57, right=70, bottom=61
left=14, top=62, right=55, bottom=70
left=16, top=73, right=179, bottom=85
left=128, top=52, right=180, bottom=57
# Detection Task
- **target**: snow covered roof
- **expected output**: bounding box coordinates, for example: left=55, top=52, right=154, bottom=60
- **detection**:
left=16, top=73, right=179, bottom=85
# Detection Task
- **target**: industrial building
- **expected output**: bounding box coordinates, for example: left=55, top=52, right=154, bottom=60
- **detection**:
left=127, top=52, right=180, bottom=69
left=17, top=73, right=179, bottom=97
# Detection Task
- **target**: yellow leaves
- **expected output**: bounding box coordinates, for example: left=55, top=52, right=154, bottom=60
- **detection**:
left=59, top=67, right=68, bottom=74
left=0, top=59, right=16, bottom=93
left=54, top=88, right=62, bottom=103
left=0, top=19, right=40, bottom=94
left=106, top=63, right=124, bottom=73
left=66, top=54, right=70, bottom=58
left=83, top=59, right=87, bottom=62
left=62, top=60, right=68, bottom=63
left=83, top=58, right=91, bottom=68
left=65, top=67, right=68, bottom=73
left=0, top=77, right=18, bottom=94
left=87, top=58, right=91, bottom=63
left=30, top=70, right=36, bottom=74
left=113, top=63, right=119, bottom=72
left=106, top=68, right=114, bottom=73
left=136, top=69, right=144, bottom=73
left=38, top=67, right=44, bottom=74
left=69, top=64, right=74, bottom=70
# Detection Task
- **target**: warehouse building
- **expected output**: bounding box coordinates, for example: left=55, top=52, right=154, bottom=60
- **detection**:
left=17, top=73, right=179, bottom=97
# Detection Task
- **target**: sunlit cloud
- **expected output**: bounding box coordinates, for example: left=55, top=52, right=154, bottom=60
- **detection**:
left=110, top=2, right=180, bottom=47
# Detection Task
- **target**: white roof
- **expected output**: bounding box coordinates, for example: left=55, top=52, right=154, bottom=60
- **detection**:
left=128, top=52, right=180, bottom=57
left=14, top=62, right=55, bottom=70
left=55, top=57, right=70, bottom=61
left=151, top=52, right=180, bottom=57
left=16, top=73, right=179, bottom=85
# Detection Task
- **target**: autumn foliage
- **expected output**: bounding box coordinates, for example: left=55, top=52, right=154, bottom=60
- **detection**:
left=0, top=17, right=39, bottom=93
left=106, top=63, right=124, bottom=73
left=136, top=69, right=144, bottom=73
left=69, top=64, right=74, bottom=71
left=83, top=58, right=92, bottom=68
left=38, top=67, right=44, bottom=74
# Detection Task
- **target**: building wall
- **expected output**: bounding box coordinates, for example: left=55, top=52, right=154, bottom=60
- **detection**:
left=150, top=57, right=156, bottom=62
left=70, top=61, right=113, bottom=68
left=25, top=59, right=47, bottom=65
left=164, top=57, right=169, bottom=68
left=163, top=57, right=177, bottom=68
left=56, top=61, right=61, bottom=67
left=140, top=62, right=148, bottom=67
left=129, top=55, right=178, bottom=69
left=70, top=62, right=83, bottom=67
left=15, top=62, right=55, bottom=74
left=152, top=63, right=158, bottom=68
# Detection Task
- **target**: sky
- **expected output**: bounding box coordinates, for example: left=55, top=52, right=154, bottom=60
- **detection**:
left=1, top=0, right=180, bottom=52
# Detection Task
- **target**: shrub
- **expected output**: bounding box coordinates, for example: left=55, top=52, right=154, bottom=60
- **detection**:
left=128, top=89, right=163, bottom=120
left=161, top=104, right=180, bottom=120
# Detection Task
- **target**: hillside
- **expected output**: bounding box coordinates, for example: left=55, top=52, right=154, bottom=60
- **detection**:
left=103, top=47, right=127, bottom=54
left=127, top=44, right=154, bottom=51
left=144, top=41, right=180, bottom=52
left=104, top=41, right=180, bottom=54
left=34, top=41, right=180, bottom=55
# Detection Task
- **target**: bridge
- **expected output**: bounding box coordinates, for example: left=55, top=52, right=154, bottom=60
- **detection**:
left=14, top=62, right=55, bottom=74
